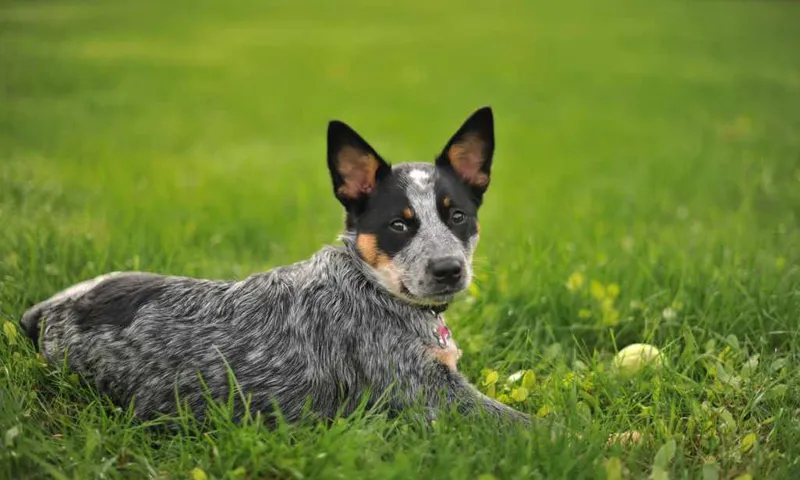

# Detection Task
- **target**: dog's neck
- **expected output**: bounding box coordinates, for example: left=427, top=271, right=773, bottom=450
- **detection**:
left=336, top=231, right=450, bottom=317
left=428, top=303, right=448, bottom=315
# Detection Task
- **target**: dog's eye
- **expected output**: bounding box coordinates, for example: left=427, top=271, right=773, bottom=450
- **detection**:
left=451, top=210, right=466, bottom=225
left=389, top=219, right=409, bottom=232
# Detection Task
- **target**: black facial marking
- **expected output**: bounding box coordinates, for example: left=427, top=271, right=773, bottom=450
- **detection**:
left=435, top=168, right=479, bottom=247
left=353, top=173, right=419, bottom=257
left=73, top=273, right=170, bottom=328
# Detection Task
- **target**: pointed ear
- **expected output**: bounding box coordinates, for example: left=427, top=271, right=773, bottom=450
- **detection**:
left=327, top=120, right=391, bottom=208
left=436, top=106, right=495, bottom=202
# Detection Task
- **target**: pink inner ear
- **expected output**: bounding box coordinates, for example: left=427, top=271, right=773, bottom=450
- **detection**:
left=336, top=146, right=380, bottom=199
left=447, top=134, right=489, bottom=188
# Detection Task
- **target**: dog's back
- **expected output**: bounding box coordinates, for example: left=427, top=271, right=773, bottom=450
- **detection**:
left=23, top=247, right=388, bottom=420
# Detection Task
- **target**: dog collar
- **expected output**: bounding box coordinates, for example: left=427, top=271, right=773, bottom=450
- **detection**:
left=430, top=304, right=449, bottom=315
left=432, top=311, right=452, bottom=349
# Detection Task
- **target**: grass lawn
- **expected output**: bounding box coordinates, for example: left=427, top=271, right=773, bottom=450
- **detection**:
left=1, top=0, right=799, bottom=478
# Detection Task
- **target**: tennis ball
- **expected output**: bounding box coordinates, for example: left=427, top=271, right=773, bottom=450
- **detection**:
left=613, top=343, right=662, bottom=375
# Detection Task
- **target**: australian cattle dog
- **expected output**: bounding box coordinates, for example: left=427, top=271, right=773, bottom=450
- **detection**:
left=21, top=107, right=530, bottom=426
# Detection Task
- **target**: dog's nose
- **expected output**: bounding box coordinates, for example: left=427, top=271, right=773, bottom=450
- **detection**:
left=428, top=257, right=464, bottom=285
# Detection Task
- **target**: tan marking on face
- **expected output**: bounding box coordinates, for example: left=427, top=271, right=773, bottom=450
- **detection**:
left=402, top=207, right=414, bottom=220
left=357, top=233, right=402, bottom=291
left=356, top=233, right=380, bottom=267
left=447, top=133, right=489, bottom=188
left=356, top=233, right=392, bottom=268
left=375, top=252, right=391, bottom=268
left=336, top=146, right=380, bottom=200
left=442, top=196, right=451, bottom=208
left=475, top=220, right=480, bottom=235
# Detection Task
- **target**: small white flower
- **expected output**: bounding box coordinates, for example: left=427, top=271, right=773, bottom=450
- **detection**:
left=662, top=307, right=677, bottom=320
left=506, top=370, right=526, bottom=383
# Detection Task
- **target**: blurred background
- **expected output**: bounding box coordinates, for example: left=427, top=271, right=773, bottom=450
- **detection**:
left=1, top=0, right=798, bottom=349
left=2, top=3, right=800, bottom=475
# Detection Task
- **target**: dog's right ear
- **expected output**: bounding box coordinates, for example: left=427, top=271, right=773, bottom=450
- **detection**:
left=327, top=120, right=391, bottom=208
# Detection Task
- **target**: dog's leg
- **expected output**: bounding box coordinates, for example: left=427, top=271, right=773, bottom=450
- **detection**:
left=389, top=361, right=531, bottom=426
left=444, top=374, right=532, bottom=425
left=465, top=383, right=532, bottom=424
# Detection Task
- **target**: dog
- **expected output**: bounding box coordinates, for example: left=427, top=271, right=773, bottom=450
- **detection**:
left=20, top=107, right=530, bottom=426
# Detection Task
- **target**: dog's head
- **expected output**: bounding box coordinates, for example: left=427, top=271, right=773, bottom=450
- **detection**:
left=328, top=107, right=494, bottom=305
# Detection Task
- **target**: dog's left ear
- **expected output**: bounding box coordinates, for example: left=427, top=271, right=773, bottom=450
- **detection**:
left=436, top=107, right=495, bottom=204
left=327, top=120, right=392, bottom=209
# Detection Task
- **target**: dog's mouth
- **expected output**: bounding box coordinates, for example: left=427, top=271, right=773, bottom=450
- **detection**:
left=399, top=282, right=461, bottom=305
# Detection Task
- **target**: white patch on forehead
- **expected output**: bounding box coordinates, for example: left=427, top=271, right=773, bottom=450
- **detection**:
left=408, top=169, right=430, bottom=188
left=406, top=169, right=454, bottom=249
left=405, top=171, right=438, bottom=223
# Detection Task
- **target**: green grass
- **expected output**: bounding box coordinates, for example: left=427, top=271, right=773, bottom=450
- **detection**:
left=1, top=0, right=799, bottom=478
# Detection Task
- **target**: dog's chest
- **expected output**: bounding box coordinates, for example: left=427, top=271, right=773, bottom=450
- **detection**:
left=426, top=313, right=461, bottom=371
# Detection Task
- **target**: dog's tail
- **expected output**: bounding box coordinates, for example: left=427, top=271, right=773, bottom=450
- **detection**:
left=18, top=272, right=126, bottom=350
left=20, top=302, right=46, bottom=348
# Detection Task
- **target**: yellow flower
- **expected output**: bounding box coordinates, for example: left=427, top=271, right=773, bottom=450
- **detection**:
left=605, top=457, right=623, bottom=480
left=578, top=309, right=592, bottom=319
left=600, top=298, right=614, bottom=312
left=536, top=405, right=552, bottom=417
left=606, top=283, right=620, bottom=299
left=565, top=271, right=585, bottom=292
left=590, top=280, right=606, bottom=300
left=486, top=383, right=496, bottom=398
left=510, top=387, right=529, bottom=402
left=191, top=468, right=208, bottom=480
left=740, top=432, right=757, bottom=453
left=482, top=371, right=500, bottom=398
left=3, top=322, right=18, bottom=346
left=583, top=374, right=595, bottom=391
left=496, top=394, right=511, bottom=404
left=522, top=370, right=536, bottom=389
left=602, top=307, right=621, bottom=326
